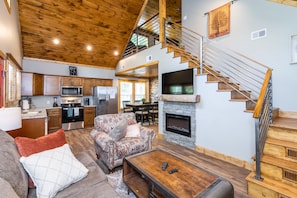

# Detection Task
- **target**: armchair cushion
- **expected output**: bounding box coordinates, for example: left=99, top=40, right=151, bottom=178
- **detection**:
left=114, top=137, right=147, bottom=160
left=109, top=119, right=127, bottom=141
left=125, top=124, right=141, bottom=138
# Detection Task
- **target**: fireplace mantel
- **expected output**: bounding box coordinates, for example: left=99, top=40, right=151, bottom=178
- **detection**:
left=160, top=94, right=200, bottom=103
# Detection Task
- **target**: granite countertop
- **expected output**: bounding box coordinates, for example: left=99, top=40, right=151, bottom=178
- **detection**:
left=21, top=108, right=47, bottom=120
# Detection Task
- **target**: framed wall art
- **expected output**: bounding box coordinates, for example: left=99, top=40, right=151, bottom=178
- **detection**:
left=69, top=66, right=78, bottom=76
left=208, top=3, right=230, bottom=39
left=290, top=34, right=297, bottom=64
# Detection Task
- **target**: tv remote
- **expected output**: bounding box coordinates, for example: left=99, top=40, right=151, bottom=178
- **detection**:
left=162, top=162, right=168, bottom=171
left=168, top=168, right=178, bottom=174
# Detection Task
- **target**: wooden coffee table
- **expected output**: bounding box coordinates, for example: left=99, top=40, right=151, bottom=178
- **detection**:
left=123, top=149, right=234, bottom=198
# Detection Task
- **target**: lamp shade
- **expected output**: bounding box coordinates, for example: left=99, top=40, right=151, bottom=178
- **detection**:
left=0, top=107, right=22, bottom=131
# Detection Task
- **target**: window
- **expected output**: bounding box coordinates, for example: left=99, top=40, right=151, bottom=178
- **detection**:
left=131, top=33, right=148, bottom=47
left=5, top=53, right=21, bottom=107
left=119, top=79, right=148, bottom=109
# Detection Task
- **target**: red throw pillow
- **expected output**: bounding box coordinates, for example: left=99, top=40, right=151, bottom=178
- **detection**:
left=14, top=128, right=67, bottom=188
left=15, top=128, right=67, bottom=157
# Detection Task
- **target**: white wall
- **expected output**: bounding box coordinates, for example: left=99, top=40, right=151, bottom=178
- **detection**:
left=0, top=0, right=22, bottom=65
left=23, top=59, right=116, bottom=80
left=183, top=0, right=297, bottom=112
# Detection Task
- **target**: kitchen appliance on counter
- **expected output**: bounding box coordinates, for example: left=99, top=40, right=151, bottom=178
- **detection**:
left=61, top=97, right=84, bottom=130
left=19, top=98, right=31, bottom=110
left=61, top=86, right=83, bottom=97
left=53, top=97, right=58, bottom=107
left=93, top=86, right=118, bottom=116
left=84, top=98, right=90, bottom=106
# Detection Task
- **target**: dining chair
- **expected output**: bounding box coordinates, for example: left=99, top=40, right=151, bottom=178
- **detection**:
left=149, top=103, right=158, bottom=124
left=122, top=100, right=133, bottom=113
left=135, top=105, right=150, bottom=125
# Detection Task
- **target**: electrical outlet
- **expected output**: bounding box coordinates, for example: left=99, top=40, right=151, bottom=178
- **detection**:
left=46, top=100, right=50, bottom=105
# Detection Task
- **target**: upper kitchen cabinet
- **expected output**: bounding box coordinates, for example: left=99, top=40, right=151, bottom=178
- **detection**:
left=44, top=75, right=61, bottom=96
left=21, top=73, right=43, bottom=96
left=83, top=78, right=95, bottom=96
left=94, top=79, right=113, bottom=86
left=61, top=76, right=83, bottom=86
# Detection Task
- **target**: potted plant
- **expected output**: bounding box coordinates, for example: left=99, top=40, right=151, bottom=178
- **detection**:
left=141, top=98, right=146, bottom=104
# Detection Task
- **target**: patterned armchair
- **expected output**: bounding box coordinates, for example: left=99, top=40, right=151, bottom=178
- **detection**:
left=90, top=113, right=156, bottom=171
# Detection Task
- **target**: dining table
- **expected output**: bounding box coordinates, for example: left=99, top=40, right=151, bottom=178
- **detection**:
left=125, top=103, right=158, bottom=113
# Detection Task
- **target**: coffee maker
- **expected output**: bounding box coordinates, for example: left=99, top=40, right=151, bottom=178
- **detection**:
left=84, top=98, right=90, bottom=106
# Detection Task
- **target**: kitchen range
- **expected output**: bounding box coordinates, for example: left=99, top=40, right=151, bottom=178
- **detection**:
left=61, top=97, right=84, bottom=130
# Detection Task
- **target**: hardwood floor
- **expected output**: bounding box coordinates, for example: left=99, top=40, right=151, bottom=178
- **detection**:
left=65, top=125, right=250, bottom=198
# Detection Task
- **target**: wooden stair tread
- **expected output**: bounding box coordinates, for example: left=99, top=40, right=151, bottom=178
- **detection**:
left=266, top=137, right=297, bottom=150
left=246, top=172, right=297, bottom=197
left=271, top=117, right=297, bottom=130
left=262, top=155, right=297, bottom=171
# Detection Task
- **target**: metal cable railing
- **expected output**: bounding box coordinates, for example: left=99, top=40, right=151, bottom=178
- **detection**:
left=123, top=14, right=160, bottom=58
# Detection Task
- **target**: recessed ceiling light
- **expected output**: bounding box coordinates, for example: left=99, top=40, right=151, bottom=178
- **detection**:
left=53, top=38, right=60, bottom=45
left=86, top=45, right=92, bottom=51
left=114, top=51, right=119, bottom=56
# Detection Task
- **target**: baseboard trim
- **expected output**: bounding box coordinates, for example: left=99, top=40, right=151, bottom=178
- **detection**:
left=195, top=145, right=253, bottom=171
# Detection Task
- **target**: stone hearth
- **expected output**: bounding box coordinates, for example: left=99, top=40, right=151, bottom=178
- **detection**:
left=161, top=95, right=199, bottom=150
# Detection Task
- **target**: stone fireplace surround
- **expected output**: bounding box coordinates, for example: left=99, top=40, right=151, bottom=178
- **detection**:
left=161, top=94, right=200, bottom=150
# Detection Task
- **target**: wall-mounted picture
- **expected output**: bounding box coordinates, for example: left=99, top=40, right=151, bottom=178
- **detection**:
left=290, top=34, right=297, bottom=64
left=69, top=66, right=78, bottom=76
left=208, top=3, right=230, bottom=39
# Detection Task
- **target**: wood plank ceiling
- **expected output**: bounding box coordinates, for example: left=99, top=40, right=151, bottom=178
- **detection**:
left=18, top=0, right=147, bottom=69
left=18, top=0, right=181, bottom=71
left=267, top=0, right=297, bottom=7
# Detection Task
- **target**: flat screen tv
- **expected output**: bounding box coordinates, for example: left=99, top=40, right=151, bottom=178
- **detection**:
left=162, top=68, right=194, bottom=95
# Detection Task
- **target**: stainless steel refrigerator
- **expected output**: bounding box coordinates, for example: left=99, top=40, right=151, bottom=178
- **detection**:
left=93, top=86, right=118, bottom=116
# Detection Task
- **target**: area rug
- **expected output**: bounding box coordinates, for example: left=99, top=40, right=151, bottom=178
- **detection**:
left=106, top=169, right=136, bottom=198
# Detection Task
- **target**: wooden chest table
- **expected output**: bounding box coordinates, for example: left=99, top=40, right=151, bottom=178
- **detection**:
left=123, top=149, right=234, bottom=198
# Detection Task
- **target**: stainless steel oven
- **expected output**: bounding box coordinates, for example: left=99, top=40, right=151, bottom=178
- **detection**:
left=61, top=98, right=84, bottom=130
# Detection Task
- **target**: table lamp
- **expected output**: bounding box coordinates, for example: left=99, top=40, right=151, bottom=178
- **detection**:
left=0, top=107, right=22, bottom=131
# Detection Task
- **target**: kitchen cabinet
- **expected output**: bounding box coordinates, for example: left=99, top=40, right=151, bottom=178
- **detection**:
left=83, top=78, right=95, bottom=96
left=61, top=76, right=83, bottom=86
left=84, top=106, right=96, bottom=128
left=21, top=73, right=43, bottom=96
left=47, top=108, right=62, bottom=133
left=94, top=79, right=113, bottom=86
left=8, top=118, right=46, bottom=138
left=44, top=75, right=61, bottom=95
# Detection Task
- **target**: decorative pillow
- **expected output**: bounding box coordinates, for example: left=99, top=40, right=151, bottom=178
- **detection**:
left=125, top=124, right=141, bottom=138
left=109, top=119, right=127, bottom=141
left=15, top=128, right=67, bottom=188
left=14, top=128, right=67, bottom=157
left=20, top=144, right=88, bottom=198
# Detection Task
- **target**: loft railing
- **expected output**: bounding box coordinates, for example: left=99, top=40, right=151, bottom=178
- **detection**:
left=124, top=16, right=273, bottom=180
left=123, top=14, right=160, bottom=58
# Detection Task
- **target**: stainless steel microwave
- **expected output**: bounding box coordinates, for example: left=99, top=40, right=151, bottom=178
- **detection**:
left=61, top=86, right=83, bottom=96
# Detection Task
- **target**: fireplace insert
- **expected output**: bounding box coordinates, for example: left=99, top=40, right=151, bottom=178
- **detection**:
left=165, top=113, right=191, bottom=137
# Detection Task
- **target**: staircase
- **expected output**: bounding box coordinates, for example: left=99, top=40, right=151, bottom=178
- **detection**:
left=166, top=44, right=256, bottom=112
left=246, top=115, right=297, bottom=197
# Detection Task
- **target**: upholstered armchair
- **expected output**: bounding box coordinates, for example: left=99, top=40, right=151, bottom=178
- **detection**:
left=90, top=113, right=156, bottom=171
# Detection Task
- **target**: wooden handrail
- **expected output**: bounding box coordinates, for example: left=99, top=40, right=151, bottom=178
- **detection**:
left=253, top=69, right=272, bottom=118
